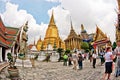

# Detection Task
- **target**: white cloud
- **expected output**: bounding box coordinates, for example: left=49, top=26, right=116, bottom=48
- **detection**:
left=1, top=0, right=118, bottom=45
left=1, top=2, right=48, bottom=44
left=46, top=0, right=62, bottom=3
left=0, top=0, right=10, bottom=3
left=48, top=6, right=70, bottom=39
left=49, top=0, right=117, bottom=42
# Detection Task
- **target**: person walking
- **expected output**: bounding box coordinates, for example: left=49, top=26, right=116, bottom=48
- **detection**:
left=103, top=47, right=113, bottom=80
left=78, top=53, right=84, bottom=70
left=114, top=40, right=120, bottom=77
left=63, top=53, right=68, bottom=66
left=92, top=51, right=97, bottom=68
left=100, top=50, right=105, bottom=66
left=68, top=53, right=72, bottom=66
left=72, top=51, right=78, bottom=70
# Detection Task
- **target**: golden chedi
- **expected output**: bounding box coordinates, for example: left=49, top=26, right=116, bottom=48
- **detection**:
left=36, top=37, right=43, bottom=51
left=37, top=11, right=65, bottom=50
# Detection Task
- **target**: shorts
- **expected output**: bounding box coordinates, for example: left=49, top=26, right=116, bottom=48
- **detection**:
left=105, top=62, right=112, bottom=73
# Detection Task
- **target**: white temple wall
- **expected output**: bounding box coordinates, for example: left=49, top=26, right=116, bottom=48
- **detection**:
left=0, top=47, right=3, bottom=62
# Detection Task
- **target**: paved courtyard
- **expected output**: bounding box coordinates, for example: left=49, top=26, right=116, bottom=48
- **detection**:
left=0, top=59, right=120, bottom=80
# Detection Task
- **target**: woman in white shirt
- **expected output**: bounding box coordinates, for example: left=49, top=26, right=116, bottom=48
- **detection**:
left=103, top=47, right=113, bottom=80
left=92, top=51, right=97, bottom=68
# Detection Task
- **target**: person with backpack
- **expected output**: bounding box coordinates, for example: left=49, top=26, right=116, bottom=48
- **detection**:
left=78, top=53, right=84, bottom=70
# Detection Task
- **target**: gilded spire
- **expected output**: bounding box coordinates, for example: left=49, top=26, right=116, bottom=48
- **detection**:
left=70, top=16, right=73, bottom=30
left=34, top=38, right=36, bottom=45
left=49, top=10, right=55, bottom=26
left=81, top=24, right=84, bottom=31
left=67, top=19, right=78, bottom=39
left=39, top=35, right=41, bottom=40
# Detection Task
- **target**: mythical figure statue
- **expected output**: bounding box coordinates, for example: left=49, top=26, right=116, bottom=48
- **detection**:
left=19, top=21, right=28, bottom=55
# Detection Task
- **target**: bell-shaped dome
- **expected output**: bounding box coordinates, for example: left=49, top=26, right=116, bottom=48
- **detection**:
left=44, top=11, right=59, bottom=39
left=36, top=37, right=43, bottom=51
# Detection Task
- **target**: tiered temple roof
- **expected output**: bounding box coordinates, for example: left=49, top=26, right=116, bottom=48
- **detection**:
left=0, top=16, right=19, bottom=48
left=94, top=26, right=107, bottom=42
left=65, top=21, right=80, bottom=41
left=92, top=25, right=110, bottom=46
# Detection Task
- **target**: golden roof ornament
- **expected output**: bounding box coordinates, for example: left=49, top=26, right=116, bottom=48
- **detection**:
left=94, top=25, right=107, bottom=41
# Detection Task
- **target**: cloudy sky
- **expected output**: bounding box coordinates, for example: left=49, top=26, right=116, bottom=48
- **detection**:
left=0, top=0, right=118, bottom=44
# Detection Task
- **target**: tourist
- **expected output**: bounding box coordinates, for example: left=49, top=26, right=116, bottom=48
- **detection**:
left=92, top=50, right=97, bottom=68
left=78, top=53, right=84, bottom=70
left=114, top=40, right=120, bottom=77
left=89, top=52, right=92, bottom=63
left=68, top=53, right=72, bottom=66
left=72, top=51, right=78, bottom=70
left=100, top=50, right=105, bottom=66
left=63, top=53, right=68, bottom=66
left=103, top=47, right=113, bottom=80
left=45, top=53, right=52, bottom=62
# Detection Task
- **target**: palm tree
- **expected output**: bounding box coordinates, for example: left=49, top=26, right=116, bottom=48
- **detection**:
left=57, top=48, right=63, bottom=62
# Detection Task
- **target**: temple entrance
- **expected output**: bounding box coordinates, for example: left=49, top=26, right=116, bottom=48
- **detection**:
left=2, top=47, right=6, bottom=61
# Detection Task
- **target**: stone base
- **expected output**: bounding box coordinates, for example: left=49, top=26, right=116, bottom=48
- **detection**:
left=15, top=59, right=32, bottom=67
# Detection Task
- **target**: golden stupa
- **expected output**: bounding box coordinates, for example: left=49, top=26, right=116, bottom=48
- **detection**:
left=37, top=11, right=65, bottom=50
left=36, top=36, right=43, bottom=51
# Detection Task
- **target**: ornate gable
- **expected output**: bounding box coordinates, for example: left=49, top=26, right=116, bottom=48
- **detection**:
left=94, top=26, right=107, bottom=42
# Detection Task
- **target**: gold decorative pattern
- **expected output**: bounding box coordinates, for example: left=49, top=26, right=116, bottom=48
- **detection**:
left=37, top=11, right=65, bottom=50
left=94, top=26, right=107, bottom=42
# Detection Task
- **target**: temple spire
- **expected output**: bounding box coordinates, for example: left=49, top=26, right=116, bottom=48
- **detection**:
left=81, top=24, right=84, bottom=31
left=34, top=38, right=36, bottom=46
left=39, top=35, right=41, bottom=40
left=70, top=16, right=73, bottom=30
left=49, top=10, right=55, bottom=26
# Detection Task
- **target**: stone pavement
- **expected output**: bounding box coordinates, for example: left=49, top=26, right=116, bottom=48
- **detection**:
left=0, top=59, right=120, bottom=80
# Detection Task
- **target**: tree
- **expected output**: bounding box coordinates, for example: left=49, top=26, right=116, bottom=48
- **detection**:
left=57, top=48, right=64, bottom=62
left=65, top=49, right=70, bottom=55
left=112, top=42, right=117, bottom=50
left=81, top=42, right=89, bottom=50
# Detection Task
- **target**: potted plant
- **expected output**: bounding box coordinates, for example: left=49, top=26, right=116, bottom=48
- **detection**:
left=7, top=53, right=19, bottom=77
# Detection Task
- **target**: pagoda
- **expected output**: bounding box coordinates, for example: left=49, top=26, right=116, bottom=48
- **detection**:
left=64, top=21, right=81, bottom=50
left=36, top=36, right=43, bottom=51
left=79, top=24, right=94, bottom=42
left=37, top=11, right=65, bottom=50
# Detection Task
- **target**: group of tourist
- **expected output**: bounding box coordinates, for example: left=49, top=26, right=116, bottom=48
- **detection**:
left=103, top=40, right=120, bottom=80
left=63, top=51, right=84, bottom=70
left=62, top=40, right=120, bottom=80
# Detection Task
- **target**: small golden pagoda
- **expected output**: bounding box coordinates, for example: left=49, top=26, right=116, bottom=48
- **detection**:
left=36, top=36, right=43, bottom=51
left=64, top=21, right=81, bottom=50
left=40, top=11, right=65, bottom=50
